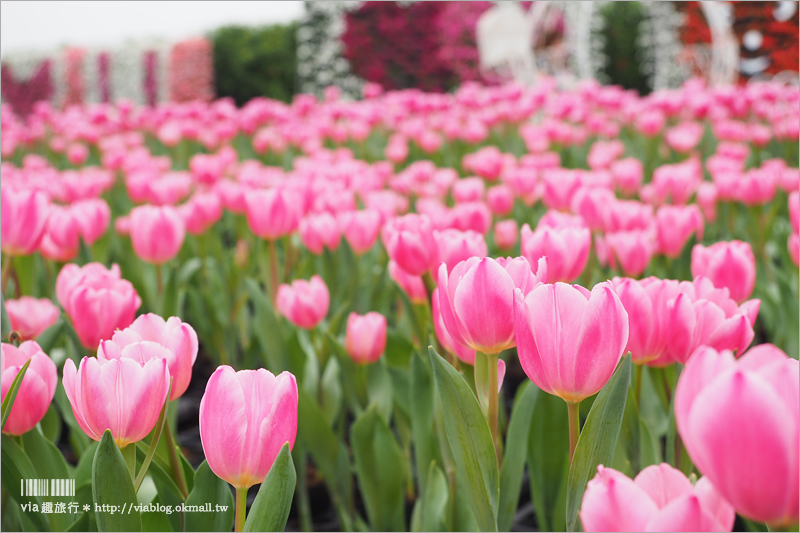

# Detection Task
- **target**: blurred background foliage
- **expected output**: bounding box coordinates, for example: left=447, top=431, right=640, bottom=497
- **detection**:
left=599, top=2, right=650, bottom=95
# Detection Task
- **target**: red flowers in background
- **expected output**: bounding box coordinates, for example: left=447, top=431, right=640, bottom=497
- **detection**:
left=0, top=60, right=53, bottom=117
left=169, top=37, right=214, bottom=103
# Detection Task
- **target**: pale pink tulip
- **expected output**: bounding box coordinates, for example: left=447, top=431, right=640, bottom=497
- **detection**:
left=434, top=228, right=487, bottom=274
left=129, top=204, right=186, bottom=264
left=299, top=213, right=341, bottom=255
left=388, top=260, right=427, bottom=304
left=1, top=341, right=57, bottom=435
left=244, top=188, right=302, bottom=240
left=656, top=205, right=704, bottom=258
left=338, top=210, right=382, bottom=255
left=382, top=214, right=438, bottom=276
left=1, top=187, right=50, bottom=256
left=521, top=224, right=590, bottom=283
left=493, top=219, right=519, bottom=250
left=5, top=297, right=59, bottom=341
left=691, top=241, right=756, bottom=303
left=344, top=312, right=387, bottom=365
left=276, top=275, right=329, bottom=330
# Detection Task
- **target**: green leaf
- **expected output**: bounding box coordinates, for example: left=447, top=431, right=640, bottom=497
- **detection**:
left=1, top=292, right=11, bottom=339
left=410, top=351, right=439, bottom=496
left=385, top=329, right=414, bottom=368
left=320, top=357, right=342, bottom=425
left=13, top=254, right=37, bottom=296
left=498, top=382, right=539, bottom=532
left=22, top=427, right=75, bottom=530
left=92, top=430, right=142, bottom=532
left=184, top=461, right=235, bottom=532
left=566, top=355, right=631, bottom=532
left=244, top=278, right=287, bottom=372
left=36, top=316, right=66, bottom=353
left=40, top=403, right=62, bottom=443
left=428, top=346, right=499, bottom=532
left=1, top=434, right=49, bottom=531
left=366, top=359, right=394, bottom=424
left=411, top=462, right=448, bottom=533
left=244, top=443, right=296, bottom=532
left=351, top=406, right=407, bottom=531
left=1, top=359, right=31, bottom=432
left=527, top=392, right=569, bottom=532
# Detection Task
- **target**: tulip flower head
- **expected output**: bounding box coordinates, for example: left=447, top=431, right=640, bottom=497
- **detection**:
left=1, top=341, right=58, bottom=435
left=691, top=240, right=756, bottom=303
left=5, top=297, right=60, bottom=341
left=129, top=204, right=186, bottom=265
left=345, top=312, right=387, bottom=365
left=277, top=275, right=330, bottom=330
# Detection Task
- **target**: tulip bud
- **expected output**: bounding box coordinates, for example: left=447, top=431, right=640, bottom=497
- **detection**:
left=1, top=341, right=58, bottom=435
left=277, top=275, right=330, bottom=329
left=345, top=312, right=387, bottom=365
left=129, top=204, right=186, bottom=265
left=1, top=187, right=50, bottom=256
left=5, top=297, right=60, bottom=341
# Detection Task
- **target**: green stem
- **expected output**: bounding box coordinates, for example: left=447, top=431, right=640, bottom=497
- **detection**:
left=293, top=449, right=313, bottom=532
left=487, top=353, right=500, bottom=466
left=268, top=239, right=279, bottom=306
left=163, top=421, right=188, bottom=499
left=235, top=487, right=247, bottom=532
left=121, top=443, right=136, bottom=482
left=0, top=257, right=12, bottom=295
left=567, top=401, right=581, bottom=463
left=634, top=363, right=643, bottom=409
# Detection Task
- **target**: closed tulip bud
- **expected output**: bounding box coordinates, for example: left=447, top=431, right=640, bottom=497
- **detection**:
left=299, top=213, right=341, bottom=255
left=696, top=182, right=718, bottom=223
left=605, top=229, right=657, bottom=277
left=338, top=209, right=382, bottom=255
left=245, top=188, right=302, bottom=240
left=580, top=463, right=735, bottom=532
left=1, top=341, right=57, bottom=435
left=200, top=366, right=298, bottom=489
left=571, top=187, right=615, bottom=231
left=432, top=287, right=475, bottom=364
left=450, top=201, right=492, bottom=235
left=656, top=205, right=704, bottom=258
left=493, top=219, right=519, bottom=250
left=1, top=187, right=50, bottom=256
left=542, top=169, right=582, bottom=211
left=438, top=256, right=547, bottom=354
left=452, top=177, right=485, bottom=204
left=434, top=228, right=488, bottom=274
left=129, top=204, right=186, bottom=264
left=277, top=275, right=329, bottom=330
left=5, top=297, right=59, bottom=341
left=56, top=263, right=142, bottom=350
left=388, top=260, right=427, bottom=304
left=66, top=143, right=89, bottom=166
left=486, top=184, right=514, bottom=215
left=521, top=224, right=590, bottom=283
left=610, top=158, right=643, bottom=196
left=63, top=353, right=170, bottom=448
left=105, top=314, right=198, bottom=400
left=177, top=191, right=223, bottom=236
left=674, top=345, right=798, bottom=527
left=39, top=206, right=81, bottom=262
left=382, top=214, right=438, bottom=276
left=515, top=282, right=629, bottom=403
left=72, top=198, right=111, bottom=245
left=691, top=241, right=756, bottom=303
left=345, top=312, right=387, bottom=365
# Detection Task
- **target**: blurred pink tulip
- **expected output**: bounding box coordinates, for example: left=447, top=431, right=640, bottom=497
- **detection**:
left=66, top=143, right=89, bottom=166
left=63, top=353, right=170, bottom=448
left=299, top=213, right=341, bottom=255
left=789, top=190, right=799, bottom=233
left=587, top=140, right=624, bottom=170
left=56, top=262, right=142, bottom=350
left=696, top=182, right=718, bottom=223
left=656, top=205, right=704, bottom=258
left=486, top=184, right=514, bottom=215
left=199, top=366, right=297, bottom=489
left=129, top=204, right=186, bottom=264
left=452, top=177, right=485, bottom=204
left=244, top=188, right=302, bottom=240
left=665, top=121, right=704, bottom=153
left=177, top=192, right=223, bottom=236
left=514, top=282, right=628, bottom=403
left=675, top=345, right=798, bottom=527
left=345, top=312, right=387, bottom=365
left=1, top=341, right=57, bottom=435
left=338, top=209, right=382, bottom=255
left=105, top=314, right=198, bottom=400
left=438, top=256, right=546, bottom=354
left=610, top=158, right=643, bottom=196
left=790, top=233, right=799, bottom=267
left=382, top=214, right=438, bottom=276
left=571, top=187, right=614, bottom=231
left=1, top=187, right=50, bottom=256
left=277, top=275, right=329, bottom=330
left=542, top=169, right=582, bottom=211
left=388, top=260, right=427, bottom=304
left=5, top=297, right=59, bottom=341
left=521, top=224, right=590, bottom=283
left=580, top=463, right=734, bottom=532
left=604, top=229, right=657, bottom=277
left=691, top=240, right=756, bottom=303
left=493, top=219, right=519, bottom=250
left=434, top=228, right=487, bottom=274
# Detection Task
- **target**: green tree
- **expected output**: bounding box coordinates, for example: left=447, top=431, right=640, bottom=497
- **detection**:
left=599, top=2, right=650, bottom=95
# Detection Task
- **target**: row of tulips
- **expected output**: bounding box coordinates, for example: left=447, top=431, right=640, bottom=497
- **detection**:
left=0, top=76, right=798, bottom=533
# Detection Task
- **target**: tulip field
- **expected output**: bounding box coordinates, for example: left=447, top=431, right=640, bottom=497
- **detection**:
left=0, top=77, right=798, bottom=533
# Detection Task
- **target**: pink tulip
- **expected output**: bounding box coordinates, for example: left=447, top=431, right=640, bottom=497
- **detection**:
left=55, top=262, right=142, bottom=350
left=388, top=260, right=427, bottom=304
left=542, top=169, right=582, bottom=211
left=199, top=366, right=298, bottom=489
left=570, top=187, right=615, bottom=231
left=674, top=345, right=798, bottom=527
left=493, top=219, right=519, bottom=250
left=382, top=214, right=438, bottom=276
left=338, top=209, right=382, bottom=255
left=486, top=184, right=514, bottom=215
left=538, top=210, right=587, bottom=230
left=72, top=199, right=111, bottom=245
left=603, top=200, right=654, bottom=232
left=5, top=297, right=60, bottom=341
left=514, top=282, right=629, bottom=403
left=1, top=187, right=50, bottom=256
left=438, top=256, right=546, bottom=354
left=177, top=191, right=223, bottom=236
left=691, top=241, right=756, bottom=303
left=610, top=158, right=643, bottom=196
left=580, top=463, right=735, bottom=532
left=244, top=188, right=302, bottom=240
left=521, top=224, right=590, bottom=283
left=604, top=229, right=657, bottom=277
left=790, top=233, right=799, bottom=267
left=452, top=177, right=485, bottom=204
left=665, top=121, right=704, bottom=153
left=432, top=287, right=475, bottom=365
left=587, top=140, right=624, bottom=170
left=62, top=353, right=170, bottom=448
left=450, top=201, right=493, bottom=235
left=1, top=341, right=57, bottom=435
left=276, top=275, right=329, bottom=329
left=104, top=314, right=198, bottom=400
left=66, top=143, right=89, bottom=166
left=789, top=190, right=799, bottom=233
left=344, top=312, right=387, bottom=365
left=39, top=206, right=81, bottom=262
left=434, top=228, right=487, bottom=274
left=696, top=182, right=718, bottom=223
left=299, top=213, right=341, bottom=255
left=129, top=204, right=186, bottom=264
left=655, top=205, right=704, bottom=258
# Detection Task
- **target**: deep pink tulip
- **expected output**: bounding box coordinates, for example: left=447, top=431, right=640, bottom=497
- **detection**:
left=450, top=201, right=493, bottom=235
left=691, top=241, right=756, bottom=303
left=105, top=314, right=198, bottom=400
left=542, top=169, right=582, bottom=211
left=63, top=353, right=170, bottom=448
left=199, top=366, right=298, bottom=489
left=345, top=312, right=387, bottom=365
left=432, top=287, right=475, bottom=365
left=493, top=219, right=519, bottom=250
left=734, top=168, right=777, bottom=206
left=434, top=228, right=487, bottom=274
left=603, top=200, right=654, bottom=232
left=438, top=256, right=546, bottom=354
left=129, top=204, right=186, bottom=264
left=486, top=184, right=514, bottom=215
left=277, top=275, right=329, bottom=330
left=610, top=158, right=643, bottom=196
left=388, top=260, right=427, bottom=304
left=675, top=345, right=798, bottom=527
left=299, top=213, right=341, bottom=255
left=177, top=191, right=223, bottom=236
left=55, top=262, right=142, bottom=350
left=514, top=282, right=628, bottom=403
left=338, top=209, right=382, bottom=255
left=244, top=188, right=302, bottom=240
left=580, top=463, right=735, bottom=532
left=604, top=229, right=657, bottom=277
left=1, top=187, right=50, bottom=256
left=571, top=187, right=614, bottom=231
left=452, top=177, right=485, bottom=204
left=382, top=214, right=438, bottom=276
left=5, top=297, right=59, bottom=341
left=1, top=341, right=57, bottom=435
left=656, top=205, right=704, bottom=258
left=521, top=224, right=590, bottom=283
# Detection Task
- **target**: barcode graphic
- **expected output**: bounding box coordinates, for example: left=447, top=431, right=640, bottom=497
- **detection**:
left=21, top=479, right=75, bottom=497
